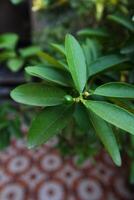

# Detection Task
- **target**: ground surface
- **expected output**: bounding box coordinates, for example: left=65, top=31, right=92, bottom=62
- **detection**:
left=0, top=137, right=133, bottom=200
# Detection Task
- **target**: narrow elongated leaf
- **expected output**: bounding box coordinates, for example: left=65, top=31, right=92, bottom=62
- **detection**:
left=93, top=82, right=134, bottom=98
left=51, top=43, right=65, bottom=55
left=25, top=66, right=72, bottom=87
left=28, top=105, right=73, bottom=148
left=108, top=13, right=134, bottom=32
left=89, top=111, right=121, bottom=166
left=74, top=104, right=91, bottom=132
left=78, top=28, right=109, bottom=37
left=84, top=100, right=134, bottom=135
left=65, top=34, right=87, bottom=93
left=11, top=83, right=66, bottom=106
left=89, top=54, right=128, bottom=77
left=82, top=38, right=102, bottom=75
left=37, top=51, right=67, bottom=70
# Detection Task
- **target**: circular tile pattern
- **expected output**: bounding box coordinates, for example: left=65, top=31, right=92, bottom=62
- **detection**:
left=21, top=167, right=46, bottom=190
left=36, top=179, right=66, bottom=200
left=0, top=139, right=134, bottom=200
left=0, top=181, right=27, bottom=200
left=56, top=164, right=81, bottom=187
left=39, top=153, right=62, bottom=173
left=75, top=177, right=103, bottom=200
left=6, top=155, right=31, bottom=175
left=0, top=170, right=10, bottom=187
left=90, top=163, right=114, bottom=185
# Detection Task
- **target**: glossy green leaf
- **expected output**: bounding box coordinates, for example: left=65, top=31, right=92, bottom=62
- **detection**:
left=0, top=34, right=18, bottom=49
left=11, top=83, right=66, bottom=106
left=51, top=43, right=65, bottom=55
left=89, top=54, right=128, bottom=77
left=108, top=13, right=134, bottom=32
left=7, top=58, right=24, bottom=72
left=25, top=66, right=72, bottom=87
left=65, top=34, right=87, bottom=93
left=89, top=111, right=121, bottom=166
left=84, top=100, right=134, bottom=135
left=28, top=105, right=73, bottom=148
left=78, top=28, right=109, bottom=37
left=93, top=82, right=134, bottom=98
left=37, top=51, right=67, bottom=70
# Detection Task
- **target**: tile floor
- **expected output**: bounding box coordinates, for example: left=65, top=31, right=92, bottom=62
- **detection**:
left=0, top=137, right=133, bottom=200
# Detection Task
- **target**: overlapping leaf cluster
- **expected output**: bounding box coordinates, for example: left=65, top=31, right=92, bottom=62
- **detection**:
left=0, top=33, right=41, bottom=72
left=11, top=13, right=134, bottom=167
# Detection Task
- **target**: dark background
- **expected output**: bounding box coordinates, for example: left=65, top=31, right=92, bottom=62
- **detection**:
left=0, top=0, right=31, bottom=102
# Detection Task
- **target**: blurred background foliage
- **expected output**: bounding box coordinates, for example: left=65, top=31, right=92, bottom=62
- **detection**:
left=0, top=0, right=134, bottom=183
left=31, top=0, right=134, bottom=50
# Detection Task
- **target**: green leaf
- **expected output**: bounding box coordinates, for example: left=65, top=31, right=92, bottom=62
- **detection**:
left=7, top=58, right=24, bottom=72
left=89, top=111, right=121, bottom=166
left=51, top=43, right=65, bottom=55
left=84, top=100, right=134, bottom=135
left=89, top=54, right=128, bottom=77
left=11, top=83, right=66, bottom=106
left=108, top=13, right=134, bottom=32
left=0, top=34, right=18, bottom=49
left=28, top=105, right=73, bottom=148
left=93, top=82, right=134, bottom=99
left=74, top=103, right=91, bottom=132
left=82, top=39, right=102, bottom=75
left=120, top=43, right=134, bottom=54
left=25, top=66, right=72, bottom=87
left=0, top=131, right=10, bottom=150
left=65, top=34, right=87, bottom=93
left=78, top=28, right=109, bottom=37
left=19, top=46, right=41, bottom=58
left=37, top=51, right=67, bottom=70
left=8, top=120, right=22, bottom=139
left=108, top=99, right=134, bottom=114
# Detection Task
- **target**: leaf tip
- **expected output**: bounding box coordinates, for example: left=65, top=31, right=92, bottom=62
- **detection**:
left=114, top=155, right=122, bottom=167
left=25, top=66, right=31, bottom=74
left=10, top=89, right=16, bottom=101
left=27, top=141, right=35, bottom=149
